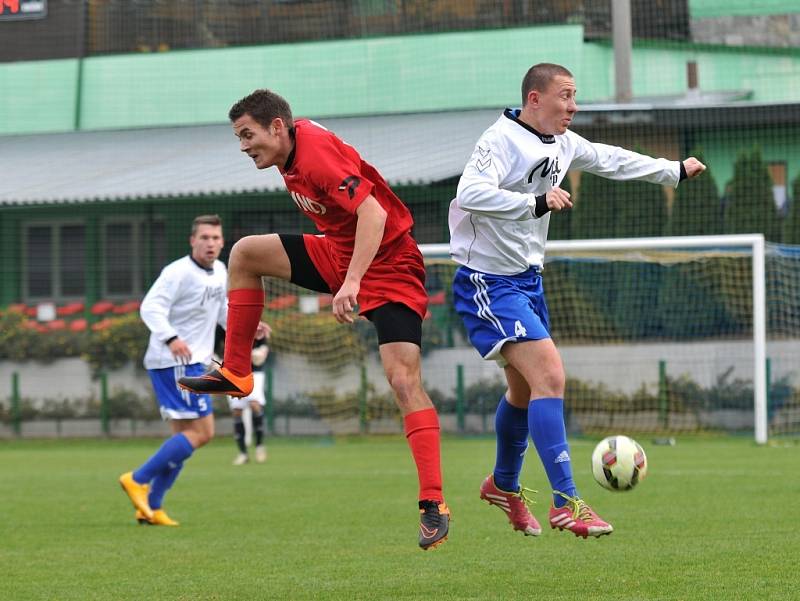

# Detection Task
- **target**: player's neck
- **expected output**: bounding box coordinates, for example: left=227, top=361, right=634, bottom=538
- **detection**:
left=278, top=138, right=296, bottom=173
left=190, top=254, right=214, bottom=271
left=517, top=108, right=552, bottom=136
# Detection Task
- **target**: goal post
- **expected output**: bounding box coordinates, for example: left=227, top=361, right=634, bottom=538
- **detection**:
left=420, top=234, right=776, bottom=444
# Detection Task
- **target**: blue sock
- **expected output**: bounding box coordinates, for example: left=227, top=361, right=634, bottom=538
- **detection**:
left=528, top=397, right=577, bottom=507
left=492, top=396, right=529, bottom=492
left=148, top=461, right=184, bottom=510
left=133, top=433, right=194, bottom=484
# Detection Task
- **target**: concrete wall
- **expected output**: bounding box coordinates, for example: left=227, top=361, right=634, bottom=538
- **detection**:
left=3, top=338, right=798, bottom=405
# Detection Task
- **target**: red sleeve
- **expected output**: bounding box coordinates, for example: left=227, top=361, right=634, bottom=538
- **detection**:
left=308, top=136, right=375, bottom=214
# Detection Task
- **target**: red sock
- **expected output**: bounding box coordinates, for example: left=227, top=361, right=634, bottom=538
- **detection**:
left=223, top=288, right=265, bottom=377
left=404, top=408, right=443, bottom=502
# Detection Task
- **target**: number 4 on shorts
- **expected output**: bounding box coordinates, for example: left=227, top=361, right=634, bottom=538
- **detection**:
left=514, top=320, right=527, bottom=337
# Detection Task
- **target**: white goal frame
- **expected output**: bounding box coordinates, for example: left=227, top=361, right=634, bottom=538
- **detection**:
left=420, top=234, right=768, bottom=444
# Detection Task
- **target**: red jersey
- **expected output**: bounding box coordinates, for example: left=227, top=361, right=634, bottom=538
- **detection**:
left=280, top=119, right=415, bottom=259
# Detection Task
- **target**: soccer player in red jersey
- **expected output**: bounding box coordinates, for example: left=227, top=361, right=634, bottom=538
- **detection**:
left=178, top=89, right=449, bottom=549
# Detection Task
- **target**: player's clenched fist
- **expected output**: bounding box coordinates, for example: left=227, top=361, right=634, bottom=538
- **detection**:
left=546, top=187, right=573, bottom=212
left=683, top=157, right=706, bottom=179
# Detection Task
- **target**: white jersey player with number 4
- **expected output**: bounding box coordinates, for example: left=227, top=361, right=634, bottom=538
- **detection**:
left=449, top=109, right=683, bottom=275
left=450, top=63, right=706, bottom=540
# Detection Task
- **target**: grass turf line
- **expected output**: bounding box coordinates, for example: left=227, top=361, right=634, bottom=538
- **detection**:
left=0, top=436, right=796, bottom=601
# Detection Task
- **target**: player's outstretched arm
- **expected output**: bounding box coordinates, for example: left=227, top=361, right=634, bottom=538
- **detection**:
left=682, top=157, right=706, bottom=179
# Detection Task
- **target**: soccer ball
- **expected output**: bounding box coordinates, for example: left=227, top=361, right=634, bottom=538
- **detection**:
left=591, top=435, right=648, bottom=491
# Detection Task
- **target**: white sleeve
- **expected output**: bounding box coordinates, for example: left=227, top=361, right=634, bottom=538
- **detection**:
left=456, top=134, right=538, bottom=221
left=217, top=271, right=228, bottom=331
left=569, top=132, right=681, bottom=187
left=140, top=265, right=181, bottom=342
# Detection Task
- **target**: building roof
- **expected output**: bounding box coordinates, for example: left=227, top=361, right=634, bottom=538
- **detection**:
left=572, top=96, right=800, bottom=128
left=0, top=110, right=498, bottom=206
left=3, top=99, right=799, bottom=206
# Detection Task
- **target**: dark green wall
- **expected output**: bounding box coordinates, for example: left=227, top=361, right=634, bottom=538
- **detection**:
left=1, top=183, right=453, bottom=307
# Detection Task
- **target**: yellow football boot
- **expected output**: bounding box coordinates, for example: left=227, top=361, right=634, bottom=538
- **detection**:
left=135, top=508, right=179, bottom=526
left=119, top=471, right=153, bottom=520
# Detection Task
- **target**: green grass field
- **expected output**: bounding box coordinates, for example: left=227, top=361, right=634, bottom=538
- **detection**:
left=1, top=435, right=797, bottom=601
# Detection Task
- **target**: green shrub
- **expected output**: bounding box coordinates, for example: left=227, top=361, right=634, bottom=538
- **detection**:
left=0, top=310, right=89, bottom=362
left=725, top=148, right=780, bottom=241
left=84, top=314, right=150, bottom=375
left=667, top=150, right=722, bottom=236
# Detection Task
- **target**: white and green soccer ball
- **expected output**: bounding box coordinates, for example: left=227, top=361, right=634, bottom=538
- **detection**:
left=591, top=435, right=648, bottom=491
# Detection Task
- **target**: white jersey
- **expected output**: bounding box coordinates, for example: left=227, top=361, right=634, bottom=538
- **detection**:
left=141, top=255, right=228, bottom=369
left=449, top=109, right=682, bottom=275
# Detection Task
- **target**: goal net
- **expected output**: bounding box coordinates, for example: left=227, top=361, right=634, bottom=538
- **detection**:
left=421, top=235, right=800, bottom=444
left=258, top=234, right=799, bottom=443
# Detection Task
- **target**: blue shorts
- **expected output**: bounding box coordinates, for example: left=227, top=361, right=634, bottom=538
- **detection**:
left=148, top=364, right=213, bottom=420
left=453, top=265, right=551, bottom=364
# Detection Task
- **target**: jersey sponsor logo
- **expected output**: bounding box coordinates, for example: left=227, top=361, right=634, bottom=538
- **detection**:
left=290, top=190, right=327, bottom=214
left=201, top=285, right=225, bottom=305
left=527, top=156, right=561, bottom=186
left=338, top=176, right=361, bottom=200
left=475, top=145, right=492, bottom=172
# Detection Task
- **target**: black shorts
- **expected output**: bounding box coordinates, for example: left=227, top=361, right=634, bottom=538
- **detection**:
left=279, top=234, right=423, bottom=347
left=280, top=233, right=330, bottom=292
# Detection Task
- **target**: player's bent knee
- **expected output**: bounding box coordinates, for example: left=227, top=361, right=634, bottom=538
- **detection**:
left=196, top=431, right=214, bottom=447
left=387, top=371, right=413, bottom=399
left=533, top=372, right=565, bottom=398
left=229, top=234, right=288, bottom=278
left=386, top=371, right=431, bottom=413
left=229, top=236, right=260, bottom=265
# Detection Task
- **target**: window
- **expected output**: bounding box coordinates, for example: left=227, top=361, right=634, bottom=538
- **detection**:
left=24, top=222, right=86, bottom=301
left=105, top=222, right=135, bottom=296
left=103, top=217, right=167, bottom=298
left=60, top=224, right=86, bottom=296
left=26, top=225, right=53, bottom=298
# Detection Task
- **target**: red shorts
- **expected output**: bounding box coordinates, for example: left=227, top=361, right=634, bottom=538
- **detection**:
left=302, top=232, right=428, bottom=319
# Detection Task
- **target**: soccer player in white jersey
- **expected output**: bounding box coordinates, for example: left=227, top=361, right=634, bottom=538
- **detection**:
left=450, top=63, right=706, bottom=538
left=119, top=215, right=265, bottom=525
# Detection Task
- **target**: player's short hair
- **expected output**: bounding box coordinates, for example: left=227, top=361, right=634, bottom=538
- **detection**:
left=191, top=214, right=222, bottom=236
left=521, top=63, right=574, bottom=105
left=229, top=89, right=294, bottom=129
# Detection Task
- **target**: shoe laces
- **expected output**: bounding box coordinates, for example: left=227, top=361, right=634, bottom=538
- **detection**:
left=553, top=491, right=594, bottom=522
left=514, top=486, right=538, bottom=508
left=419, top=499, right=447, bottom=517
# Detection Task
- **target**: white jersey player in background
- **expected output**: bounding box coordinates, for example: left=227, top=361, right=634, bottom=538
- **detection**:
left=119, top=215, right=266, bottom=526
left=450, top=63, right=705, bottom=539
